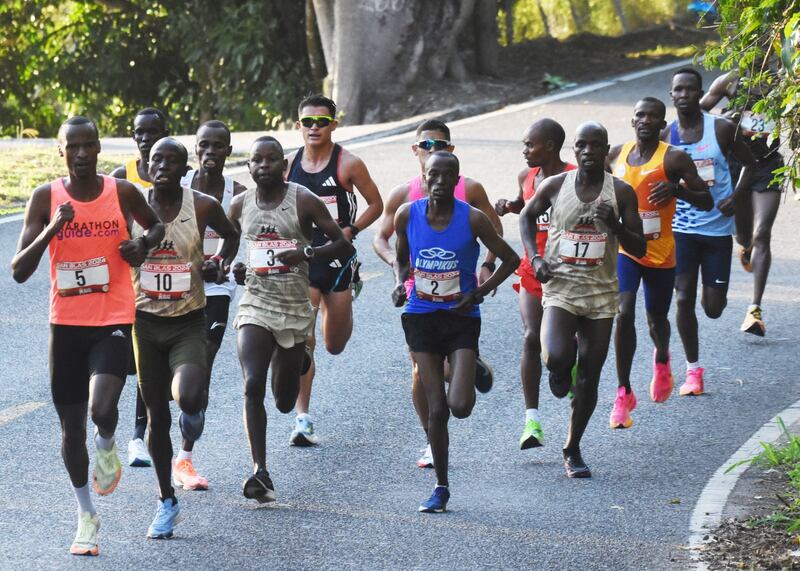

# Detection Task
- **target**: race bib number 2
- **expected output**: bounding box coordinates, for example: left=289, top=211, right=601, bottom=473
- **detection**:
left=414, top=270, right=460, bottom=302
left=56, top=257, right=109, bottom=296
left=248, top=239, right=298, bottom=275
left=558, top=231, right=606, bottom=266
left=140, top=262, right=191, bottom=300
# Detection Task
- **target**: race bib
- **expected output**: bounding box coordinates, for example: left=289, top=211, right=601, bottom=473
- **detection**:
left=140, top=262, right=191, bottom=300
left=321, top=195, right=339, bottom=221
left=740, top=111, right=774, bottom=138
left=558, top=231, right=606, bottom=266
left=694, top=158, right=715, bottom=187
left=248, top=239, right=298, bottom=275
left=640, top=210, right=662, bottom=240
left=537, top=208, right=551, bottom=233
left=203, top=229, right=220, bottom=260
left=56, top=257, right=109, bottom=297
left=414, top=269, right=460, bottom=302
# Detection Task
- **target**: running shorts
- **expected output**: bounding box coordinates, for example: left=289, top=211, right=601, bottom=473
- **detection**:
left=617, top=254, right=675, bottom=315
left=401, top=311, right=480, bottom=356
left=309, top=256, right=355, bottom=294
left=730, top=154, right=784, bottom=193
left=205, top=295, right=231, bottom=347
left=512, top=267, right=543, bottom=298
left=132, top=309, right=207, bottom=387
left=674, top=232, right=732, bottom=292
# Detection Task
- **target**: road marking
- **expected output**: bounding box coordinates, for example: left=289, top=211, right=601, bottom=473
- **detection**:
left=359, top=271, right=383, bottom=282
left=0, top=401, right=45, bottom=426
left=688, top=397, right=800, bottom=569
left=0, top=213, right=24, bottom=226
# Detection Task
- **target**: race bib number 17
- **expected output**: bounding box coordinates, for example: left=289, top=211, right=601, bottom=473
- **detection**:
left=558, top=231, right=606, bottom=266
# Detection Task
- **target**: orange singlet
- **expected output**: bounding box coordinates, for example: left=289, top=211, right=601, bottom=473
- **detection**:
left=48, top=175, right=135, bottom=326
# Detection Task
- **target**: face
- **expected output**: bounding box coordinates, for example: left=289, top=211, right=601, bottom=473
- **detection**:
left=60, top=124, right=100, bottom=179
left=148, top=140, right=187, bottom=191
left=424, top=155, right=459, bottom=201
left=521, top=127, right=552, bottom=168
left=412, top=129, right=454, bottom=170
left=670, top=73, right=703, bottom=112
left=631, top=101, right=666, bottom=141
left=573, top=126, right=609, bottom=171
left=248, top=141, right=286, bottom=187
left=133, top=113, right=168, bottom=159
left=196, top=126, right=231, bottom=174
left=297, top=105, right=337, bottom=147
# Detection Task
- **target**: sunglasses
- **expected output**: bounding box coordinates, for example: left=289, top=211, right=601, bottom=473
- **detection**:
left=299, top=115, right=334, bottom=128
left=416, top=139, right=450, bottom=151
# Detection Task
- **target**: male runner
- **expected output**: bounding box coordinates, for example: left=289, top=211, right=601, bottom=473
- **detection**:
left=373, top=119, right=500, bottom=468
left=700, top=71, right=785, bottom=336
left=230, top=136, right=353, bottom=502
left=494, top=118, right=575, bottom=449
left=520, top=122, right=645, bottom=477
left=663, top=68, right=756, bottom=395
left=131, top=137, right=238, bottom=539
left=285, top=94, right=383, bottom=445
left=168, top=120, right=247, bottom=490
left=607, top=98, right=712, bottom=429
left=12, top=116, right=164, bottom=555
left=393, top=151, right=519, bottom=512
left=110, top=107, right=170, bottom=468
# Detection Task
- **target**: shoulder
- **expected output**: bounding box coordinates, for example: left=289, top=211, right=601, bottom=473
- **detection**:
left=612, top=175, right=635, bottom=197
left=30, top=181, right=53, bottom=205
left=463, top=177, right=488, bottom=201
left=386, top=183, right=411, bottom=211
left=395, top=200, right=413, bottom=220
left=114, top=178, right=139, bottom=195
left=192, top=188, right=219, bottom=209
left=230, top=189, right=248, bottom=208
left=338, top=147, right=367, bottom=174
left=541, top=171, right=569, bottom=191
left=608, top=143, right=624, bottom=160
left=517, top=167, right=532, bottom=187
left=285, top=150, right=299, bottom=171
left=109, top=165, right=127, bottom=178
left=232, top=181, right=247, bottom=195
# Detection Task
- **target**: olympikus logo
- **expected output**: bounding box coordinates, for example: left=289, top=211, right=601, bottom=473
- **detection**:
left=321, top=176, right=337, bottom=187
left=416, top=247, right=458, bottom=270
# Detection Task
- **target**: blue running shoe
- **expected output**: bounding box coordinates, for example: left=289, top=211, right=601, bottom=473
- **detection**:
left=147, top=497, right=181, bottom=539
left=179, top=410, right=205, bottom=443
left=418, top=486, right=450, bottom=513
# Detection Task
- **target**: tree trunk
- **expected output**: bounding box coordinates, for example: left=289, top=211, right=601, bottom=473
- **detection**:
left=474, top=0, right=500, bottom=76
left=611, top=0, right=629, bottom=34
left=504, top=0, right=514, bottom=45
left=305, top=0, right=326, bottom=84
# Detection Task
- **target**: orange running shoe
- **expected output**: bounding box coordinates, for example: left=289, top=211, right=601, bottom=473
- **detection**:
left=650, top=350, right=674, bottom=403
left=679, top=367, right=704, bottom=396
left=609, top=386, right=637, bottom=429
left=172, top=458, right=209, bottom=491
left=738, top=247, right=753, bottom=273
left=740, top=305, right=766, bottom=337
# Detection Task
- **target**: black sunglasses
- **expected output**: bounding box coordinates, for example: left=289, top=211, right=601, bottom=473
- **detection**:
left=416, top=139, right=451, bottom=151
left=300, top=115, right=334, bottom=128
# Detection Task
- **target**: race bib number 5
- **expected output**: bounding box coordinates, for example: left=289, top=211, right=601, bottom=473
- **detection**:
left=141, top=262, right=191, bottom=300
left=558, top=231, right=606, bottom=266
left=640, top=210, right=662, bottom=240
left=414, top=270, right=460, bottom=302
left=248, top=239, right=298, bottom=275
left=56, top=257, right=110, bottom=296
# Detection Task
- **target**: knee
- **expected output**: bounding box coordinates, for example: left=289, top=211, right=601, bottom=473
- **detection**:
left=573, top=374, right=598, bottom=399
left=243, top=376, right=266, bottom=403
left=62, top=424, right=87, bottom=447
left=324, top=336, right=347, bottom=356
left=522, top=328, right=541, bottom=354
left=543, top=349, right=570, bottom=373
left=615, top=306, right=634, bottom=328
left=428, top=403, right=450, bottom=424
left=89, top=402, right=115, bottom=429
left=674, top=288, right=694, bottom=309
left=274, top=395, right=295, bottom=415
left=753, top=226, right=772, bottom=249
left=147, top=409, right=171, bottom=433
left=175, top=388, right=203, bottom=416
left=449, top=400, right=474, bottom=419
left=703, top=301, right=726, bottom=319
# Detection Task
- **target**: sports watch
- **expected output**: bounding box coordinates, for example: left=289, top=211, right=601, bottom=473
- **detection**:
left=302, top=245, right=315, bottom=260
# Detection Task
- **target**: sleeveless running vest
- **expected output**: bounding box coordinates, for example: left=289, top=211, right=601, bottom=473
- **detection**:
left=408, top=175, right=467, bottom=202
left=669, top=114, right=734, bottom=236
left=48, top=175, right=135, bottom=326
left=405, top=198, right=480, bottom=318
left=131, top=186, right=205, bottom=317
left=613, top=141, right=676, bottom=268
left=126, top=158, right=152, bottom=190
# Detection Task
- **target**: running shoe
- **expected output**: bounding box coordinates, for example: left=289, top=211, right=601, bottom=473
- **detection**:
left=565, top=356, right=579, bottom=400
left=650, top=350, right=674, bottom=403
left=93, top=437, right=121, bottom=496
left=679, top=367, right=705, bottom=396
left=609, top=387, right=637, bottom=429
left=416, top=444, right=434, bottom=468
left=70, top=512, right=100, bottom=556
left=352, top=261, right=364, bottom=301
left=474, top=357, right=494, bottom=394
left=738, top=246, right=753, bottom=273
left=290, top=415, right=319, bottom=446
left=419, top=486, right=450, bottom=513
left=301, top=345, right=313, bottom=376
left=178, top=410, right=205, bottom=443
left=243, top=469, right=276, bottom=503
left=563, top=448, right=591, bottom=478
left=172, top=458, right=209, bottom=491
left=147, top=497, right=181, bottom=539
left=519, top=419, right=544, bottom=449
left=127, top=438, right=152, bottom=467
left=740, top=305, right=766, bottom=337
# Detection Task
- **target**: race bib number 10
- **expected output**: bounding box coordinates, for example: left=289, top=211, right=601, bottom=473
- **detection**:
left=140, top=262, right=191, bottom=300
left=414, top=270, right=460, bottom=302
left=558, top=231, right=606, bottom=266
left=56, top=257, right=110, bottom=296
left=248, top=239, right=297, bottom=275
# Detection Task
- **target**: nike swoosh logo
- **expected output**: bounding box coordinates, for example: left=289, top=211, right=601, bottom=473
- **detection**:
left=281, top=207, right=289, bottom=211
left=640, top=169, right=658, bottom=176
left=210, top=321, right=225, bottom=329
left=714, top=279, right=727, bottom=284
left=180, top=217, right=191, bottom=223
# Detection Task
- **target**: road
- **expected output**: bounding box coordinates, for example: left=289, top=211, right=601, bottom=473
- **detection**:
left=1, top=65, right=799, bottom=570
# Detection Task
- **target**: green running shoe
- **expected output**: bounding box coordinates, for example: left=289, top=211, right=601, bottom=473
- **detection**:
left=566, top=357, right=578, bottom=400
left=519, top=419, right=544, bottom=449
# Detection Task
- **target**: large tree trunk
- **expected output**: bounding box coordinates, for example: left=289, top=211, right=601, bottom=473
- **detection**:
left=474, top=0, right=500, bottom=76
left=305, top=0, right=326, bottom=83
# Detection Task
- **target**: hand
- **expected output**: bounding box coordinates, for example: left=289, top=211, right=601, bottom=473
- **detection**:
left=592, top=200, right=620, bottom=232
left=532, top=256, right=553, bottom=283
left=119, top=238, right=146, bottom=267
left=341, top=226, right=354, bottom=242
left=478, top=265, right=497, bottom=297
left=48, top=201, right=74, bottom=233
left=233, top=262, right=247, bottom=285
left=451, top=289, right=484, bottom=313
left=648, top=181, right=676, bottom=208
left=276, top=247, right=306, bottom=267
left=391, top=282, right=407, bottom=307
left=201, top=258, right=223, bottom=283
left=717, top=196, right=735, bottom=217
left=494, top=199, right=510, bottom=216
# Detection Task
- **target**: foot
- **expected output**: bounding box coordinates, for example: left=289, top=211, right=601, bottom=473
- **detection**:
left=243, top=469, right=276, bottom=504
left=290, top=414, right=319, bottom=446
left=419, top=485, right=450, bottom=513
left=93, top=437, right=121, bottom=496
left=172, top=458, right=209, bottom=491
left=474, top=357, right=494, bottom=394
left=352, top=261, right=364, bottom=300
left=738, top=246, right=753, bottom=273
left=416, top=444, right=434, bottom=468
left=650, top=351, right=674, bottom=403
left=301, top=345, right=313, bottom=376
left=147, top=497, right=181, bottom=539
left=609, top=387, right=637, bottom=429
left=679, top=368, right=705, bottom=396
left=563, top=448, right=591, bottom=478
left=740, top=305, right=766, bottom=337
left=519, top=419, right=544, bottom=449
left=70, top=512, right=100, bottom=556
left=178, top=410, right=205, bottom=443
left=127, top=438, right=152, bottom=467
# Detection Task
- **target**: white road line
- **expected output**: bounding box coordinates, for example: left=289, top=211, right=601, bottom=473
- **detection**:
left=0, top=401, right=45, bottom=426
left=0, top=213, right=24, bottom=226
left=688, top=396, right=800, bottom=569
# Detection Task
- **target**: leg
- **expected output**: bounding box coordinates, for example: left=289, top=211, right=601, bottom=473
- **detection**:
left=55, top=402, right=90, bottom=488
left=410, top=353, right=428, bottom=432
left=296, top=287, right=322, bottom=415
left=133, top=385, right=148, bottom=441
left=749, top=190, right=781, bottom=306
left=88, top=374, right=125, bottom=439
left=139, top=376, right=173, bottom=500
left=519, top=288, right=544, bottom=409
left=675, top=272, right=699, bottom=362
left=413, top=352, right=448, bottom=486
left=238, top=325, right=276, bottom=473
left=270, top=342, right=305, bottom=414
left=699, top=235, right=732, bottom=319
left=540, top=306, right=579, bottom=375
left=319, top=288, right=354, bottom=355
left=446, top=349, right=477, bottom=420
left=614, top=292, right=637, bottom=392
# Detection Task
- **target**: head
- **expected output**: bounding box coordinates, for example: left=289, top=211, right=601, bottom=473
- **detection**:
left=248, top=136, right=286, bottom=188
left=296, top=94, right=337, bottom=147
left=196, top=120, right=232, bottom=174
left=147, top=137, right=189, bottom=191
left=412, top=119, right=454, bottom=171
left=631, top=97, right=667, bottom=141
left=423, top=151, right=460, bottom=202
left=521, top=118, right=565, bottom=168
left=132, top=107, right=169, bottom=160
left=670, top=68, right=704, bottom=113
left=57, top=116, right=101, bottom=179
left=573, top=122, right=609, bottom=172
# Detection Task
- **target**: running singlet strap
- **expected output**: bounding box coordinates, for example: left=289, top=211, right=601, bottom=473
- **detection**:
left=126, top=158, right=152, bottom=190
left=48, top=175, right=135, bottom=326
left=408, top=175, right=467, bottom=202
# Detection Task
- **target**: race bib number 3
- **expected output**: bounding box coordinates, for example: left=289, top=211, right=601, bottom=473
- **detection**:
left=414, top=270, right=460, bottom=302
left=640, top=210, right=662, bottom=240
left=203, top=230, right=220, bottom=259
left=537, top=208, right=551, bottom=232
left=141, top=262, right=191, bottom=300
left=248, top=239, right=297, bottom=275
left=694, top=158, right=716, bottom=187
left=56, top=257, right=110, bottom=296
left=558, top=231, right=606, bottom=266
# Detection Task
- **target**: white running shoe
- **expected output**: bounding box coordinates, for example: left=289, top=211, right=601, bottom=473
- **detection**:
left=416, top=444, right=434, bottom=468
left=128, top=438, right=152, bottom=467
left=290, top=415, right=319, bottom=446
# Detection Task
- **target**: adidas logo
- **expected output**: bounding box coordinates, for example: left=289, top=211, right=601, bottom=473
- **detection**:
left=111, top=329, right=126, bottom=338
left=321, top=176, right=337, bottom=187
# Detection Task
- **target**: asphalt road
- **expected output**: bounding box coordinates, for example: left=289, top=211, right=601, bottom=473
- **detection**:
left=2, top=65, right=799, bottom=570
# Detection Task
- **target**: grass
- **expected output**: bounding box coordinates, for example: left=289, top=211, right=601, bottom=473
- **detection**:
left=625, top=40, right=716, bottom=60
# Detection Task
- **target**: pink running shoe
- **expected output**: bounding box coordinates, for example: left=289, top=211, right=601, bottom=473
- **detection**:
left=609, top=387, right=637, bottom=429
left=679, top=367, right=704, bottom=396
left=650, top=351, right=674, bottom=403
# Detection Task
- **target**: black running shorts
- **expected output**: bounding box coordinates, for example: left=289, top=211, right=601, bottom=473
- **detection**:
left=205, top=295, right=231, bottom=347
left=402, top=310, right=481, bottom=357
left=309, top=258, right=354, bottom=294
left=674, top=232, right=733, bottom=292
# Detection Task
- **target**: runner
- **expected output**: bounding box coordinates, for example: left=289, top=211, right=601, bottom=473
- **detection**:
left=230, top=136, right=353, bottom=503
left=130, top=137, right=238, bottom=539
left=393, top=151, right=519, bottom=512
left=110, top=107, right=170, bottom=468
left=663, top=68, right=756, bottom=396
left=519, top=122, right=645, bottom=477
left=700, top=71, right=785, bottom=336
left=170, top=120, right=246, bottom=491
left=285, top=94, right=383, bottom=446
left=607, top=98, right=712, bottom=429
left=494, top=118, right=575, bottom=449
left=372, top=119, right=501, bottom=468
left=11, top=116, right=164, bottom=555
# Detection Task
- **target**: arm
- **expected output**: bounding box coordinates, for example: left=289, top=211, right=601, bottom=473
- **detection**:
left=342, top=153, right=383, bottom=239
left=228, top=194, right=247, bottom=285
left=700, top=72, right=736, bottom=112
left=372, top=184, right=409, bottom=266
left=391, top=204, right=412, bottom=307
left=116, top=180, right=165, bottom=266
left=519, top=174, right=561, bottom=281
left=11, top=184, right=69, bottom=283
left=464, top=179, right=502, bottom=282
left=495, top=169, right=528, bottom=216
left=197, top=193, right=240, bottom=282
left=716, top=118, right=756, bottom=216
left=596, top=180, right=646, bottom=258
left=650, top=148, right=713, bottom=211
left=605, top=144, right=622, bottom=172
left=232, top=181, right=247, bottom=196
left=299, top=190, right=355, bottom=263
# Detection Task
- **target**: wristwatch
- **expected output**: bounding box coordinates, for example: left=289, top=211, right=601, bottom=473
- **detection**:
left=302, top=245, right=315, bottom=260
left=348, top=224, right=360, bottom=239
